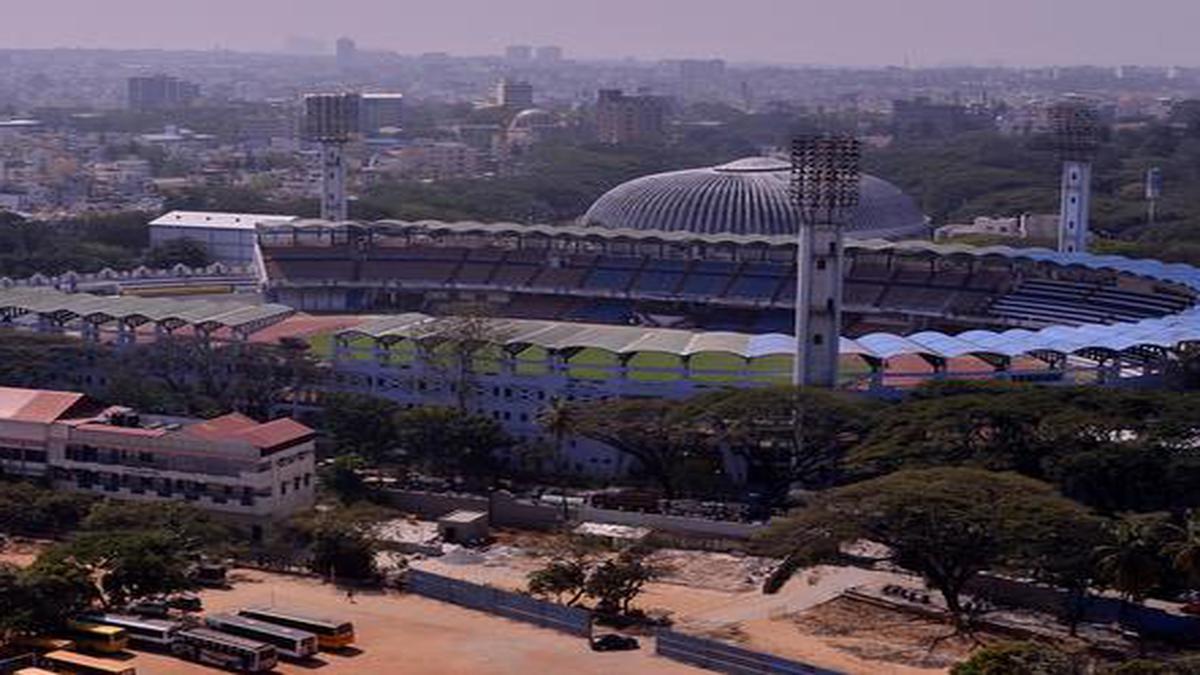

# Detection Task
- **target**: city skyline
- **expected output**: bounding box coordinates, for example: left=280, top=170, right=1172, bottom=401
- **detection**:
left=2, top=0, right=1199, bottom=68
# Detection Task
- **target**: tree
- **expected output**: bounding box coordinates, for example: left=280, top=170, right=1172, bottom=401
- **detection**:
left=393, top=406, right=513, bottom=479
left=1165, top=511, right=1200, bottom=588
left=285, top=505, right=384, bottom=581
left=566, top=398, right=718, bottom=498
left=14, top=555, right=97, bottom=632
left=321, top=393, right=401, bottom=462
left=145, top=238, right=210, bottom=269
left=584, top=549, right=661, bottom=616
left=527, top=553, right=591, bottom=607
left=758, top=468, right=1104, bottom=630
left=537, top=397, right=580, bottom=473
left=1094, top=515, right=1172, bottom=622
left=951, top=641, right=1085, bottom=675
left=676, top=385, right=876, bottom=496
left=43, top=530, right=197, bottom=608
left=320, top=454, right=370, bottom=504
left=414, top=309, right=509, bottom=411
left=80, top=500, right=232, bottom=555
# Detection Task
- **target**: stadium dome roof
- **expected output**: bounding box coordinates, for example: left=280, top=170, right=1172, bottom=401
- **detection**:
left=582, top=156, right=927, bottom=239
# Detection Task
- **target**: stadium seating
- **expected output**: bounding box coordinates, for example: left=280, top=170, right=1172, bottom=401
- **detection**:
left=989, top=278, right=1191, bottom=326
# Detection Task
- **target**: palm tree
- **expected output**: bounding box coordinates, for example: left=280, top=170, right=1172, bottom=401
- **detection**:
left=537, top=398, right=579, bottom=517
left=1094, top=517, right=1166, bottom=629
left=1165, top=511, right=1200, bottom=587
left=537, top=397, right=577, bottom=474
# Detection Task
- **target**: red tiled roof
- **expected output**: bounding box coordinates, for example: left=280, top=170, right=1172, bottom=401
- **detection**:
left=183, top=413, right=314, bottom=454
left=0, top=386, right=87, bottom=424
left=182, top=412, right=260, bottom=440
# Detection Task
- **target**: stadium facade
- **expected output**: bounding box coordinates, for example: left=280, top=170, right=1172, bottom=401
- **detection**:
left=5, top=156, right=1200, bottom=476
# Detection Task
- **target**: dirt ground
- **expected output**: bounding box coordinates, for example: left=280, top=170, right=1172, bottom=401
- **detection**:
left=414, top=548, right=955, bottom=675
left=0, top=538, right=50, bottom=568
left=122, top=568, right=700, bottom=675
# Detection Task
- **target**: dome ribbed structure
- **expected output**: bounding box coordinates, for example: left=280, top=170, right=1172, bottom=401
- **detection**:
left=582, top=156, right=926, bottom=238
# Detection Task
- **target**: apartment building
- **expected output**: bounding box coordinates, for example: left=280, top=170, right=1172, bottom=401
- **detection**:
left=0, top=387, right=316, bottom=524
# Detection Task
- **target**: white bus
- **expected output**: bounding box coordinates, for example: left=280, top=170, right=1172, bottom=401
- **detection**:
left=204, top=614, right=318, bottom=659
left=172, top=628, right=277, bottom=673
left=237, top=607, right=355, bottom=649
left=79, top=613, right=181, bottom=647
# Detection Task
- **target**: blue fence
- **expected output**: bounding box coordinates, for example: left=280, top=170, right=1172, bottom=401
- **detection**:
left=406, top=568, right=592, bottom=637
left=656, top=630, right=843, bottom=675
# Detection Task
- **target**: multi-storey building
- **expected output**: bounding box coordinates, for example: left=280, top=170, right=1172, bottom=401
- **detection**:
left=595, top=89, right=667, bottom=144
left=127, top=75, right=200, bottom=111
left=0, top=386, right=316, bottom=527
left=495, top=79, right=535, bottom=109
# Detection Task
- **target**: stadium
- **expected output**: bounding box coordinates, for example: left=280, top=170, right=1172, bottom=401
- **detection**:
left=4, top=155, right=1200, bottom=473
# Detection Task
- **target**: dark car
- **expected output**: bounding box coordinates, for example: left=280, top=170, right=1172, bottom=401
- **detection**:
left=165, top=594, right=203, bottom=612
left=590, top=634, right=639, bottom=652
left=127, top=600, right=171, bottom=618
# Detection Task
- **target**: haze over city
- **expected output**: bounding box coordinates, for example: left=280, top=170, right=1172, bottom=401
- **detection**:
left=2, top=0, right=1199, bottom=66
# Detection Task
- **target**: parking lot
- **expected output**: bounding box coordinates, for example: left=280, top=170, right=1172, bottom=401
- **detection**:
left=119, top=568, right=698, bottom=675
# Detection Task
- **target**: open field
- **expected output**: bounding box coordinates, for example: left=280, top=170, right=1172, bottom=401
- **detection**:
left=122, top=568, right=700, bottom=675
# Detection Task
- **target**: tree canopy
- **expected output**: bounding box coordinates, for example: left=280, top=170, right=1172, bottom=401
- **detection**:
left=758, top=468, right=1105, bottom=627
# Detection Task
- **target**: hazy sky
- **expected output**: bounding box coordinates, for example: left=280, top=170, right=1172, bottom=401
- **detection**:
left=3, top=0, right=1198, bottom=67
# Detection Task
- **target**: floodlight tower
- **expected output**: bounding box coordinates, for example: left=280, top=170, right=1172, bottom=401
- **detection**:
left=1051, top=101, right=1100, bottom=254
left=790, top=135, right=861, bottom=388
left=303, top=93, right=361, bottom=221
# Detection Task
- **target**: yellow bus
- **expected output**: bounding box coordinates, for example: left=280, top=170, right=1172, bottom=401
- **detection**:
left=237, top=607, right=355, bottom=649
left=64, top=621, right=128, bottom=654
left=39, top=651, right=135, bottom=675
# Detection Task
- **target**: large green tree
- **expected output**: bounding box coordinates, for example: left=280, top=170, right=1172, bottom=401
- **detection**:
left=676, top=385, right=876, bottom=496
left=393, top=406, right=513, bottom=479
left=758, top=468, right=1105, bottom=629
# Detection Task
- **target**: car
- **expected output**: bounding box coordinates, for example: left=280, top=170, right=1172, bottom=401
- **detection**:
left=590, top=634, right=639, bottom=652
left=165, top=594, right=203, bottom=612
left=127, top=600, right=170, bottom=618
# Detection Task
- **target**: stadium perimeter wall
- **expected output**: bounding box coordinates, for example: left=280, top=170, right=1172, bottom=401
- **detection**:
left=379, top=489, right=761, bottom=539
left=405, top=568, right=592, bottom=637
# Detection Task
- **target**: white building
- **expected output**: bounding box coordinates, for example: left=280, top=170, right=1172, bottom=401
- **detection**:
left=0, top=386, right=316, bottom=527
left=149, top=211, right=298, bottom=265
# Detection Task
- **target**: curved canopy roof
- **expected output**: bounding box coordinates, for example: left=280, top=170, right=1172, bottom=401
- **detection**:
left=334, top=306, right=1200, bottom=364
left=0, top=288, right=294, bottom=332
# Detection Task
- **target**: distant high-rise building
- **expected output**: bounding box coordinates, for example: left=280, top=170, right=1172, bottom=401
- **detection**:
left=360, top=93, right=405, bottom=136
left=127, top=75, right=200, bottom=111
left=535, top=46, right=563, bottom=62
left=336, top=37, right=358, bottom=69
left=505, top=45, right=533, bottom=61
left=676, top=59, right=726, bottom=101
left=595, top=89, right=666, bottom=145
left=495, top=79, right=534, bottom=108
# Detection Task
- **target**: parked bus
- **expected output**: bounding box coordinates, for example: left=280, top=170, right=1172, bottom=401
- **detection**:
left=172, top=628, right=277, bottom=673
left=64, top=621, right=129, bottom=654
left=40, top=650, right=136, bottom=675
left=11, top=637, right=76, bottom=653
left=204, top=614, right=317, bottom=659
left=78, top=614, right=180, bottom=647
left=237, top=607, right=355, bottom=649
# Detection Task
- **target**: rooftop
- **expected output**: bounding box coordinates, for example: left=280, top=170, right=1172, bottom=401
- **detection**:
left=150, top=210, right=298, bottom=231
left=0, top=387, right=86, bottom=424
